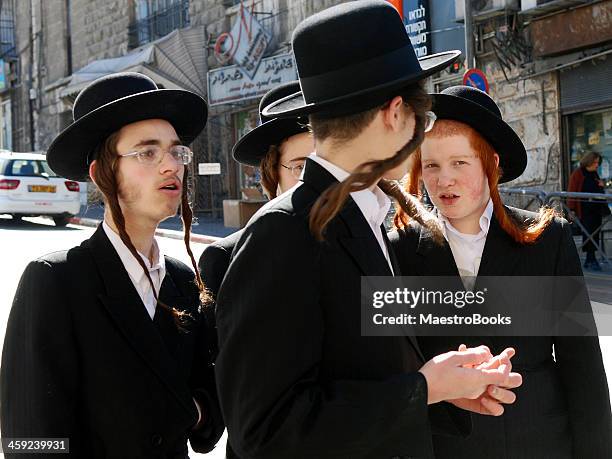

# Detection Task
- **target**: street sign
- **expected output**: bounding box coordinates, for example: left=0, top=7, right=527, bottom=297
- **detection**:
left=198, top=163, right=221, bottom=176
left=463, top=68, right=489, bottom=93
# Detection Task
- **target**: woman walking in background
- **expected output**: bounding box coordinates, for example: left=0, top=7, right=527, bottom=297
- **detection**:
left=568, top=151, right=610, bottom=271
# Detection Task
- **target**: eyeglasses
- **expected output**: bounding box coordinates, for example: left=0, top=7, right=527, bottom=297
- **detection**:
left=424, top=111, right=437, bottom=133
left=280, top=162, right=305, bottom=179
left=118, top=145, right=193, bottom=166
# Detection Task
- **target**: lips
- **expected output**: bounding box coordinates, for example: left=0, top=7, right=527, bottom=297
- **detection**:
left=158, top=179, right=182, bottom=195
left=438, top=192, right=460, bottom=205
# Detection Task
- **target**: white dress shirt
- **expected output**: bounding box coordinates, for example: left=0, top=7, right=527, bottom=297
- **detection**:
left=308, top=153, right=394, bottom=274
left=102, top=221, right=166, bottom=320
left=438, top=199, right=493, bottom=288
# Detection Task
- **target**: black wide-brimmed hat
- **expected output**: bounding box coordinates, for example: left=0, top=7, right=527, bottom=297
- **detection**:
left=47, top=72, right=207, bottom=181
left=431, top=85, right=527, bottom=183
left=262, top=0, right=460, bottom=119
left=232, top=81, right=310, bottom=167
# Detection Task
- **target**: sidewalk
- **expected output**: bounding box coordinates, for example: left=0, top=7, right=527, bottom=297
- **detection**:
left=70, top=204, right=237, bottom=245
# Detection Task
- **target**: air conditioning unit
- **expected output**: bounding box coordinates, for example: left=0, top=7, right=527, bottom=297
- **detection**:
left=455, top=0, right=520, bottom=22
left=520, top=0, right=587, bottom=17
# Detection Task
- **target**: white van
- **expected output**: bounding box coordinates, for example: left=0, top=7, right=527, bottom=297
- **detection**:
left=0, top=151, right=81, bottom=226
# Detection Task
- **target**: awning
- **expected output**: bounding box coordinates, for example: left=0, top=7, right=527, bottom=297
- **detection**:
left=59, top=26, right=207, bottom=103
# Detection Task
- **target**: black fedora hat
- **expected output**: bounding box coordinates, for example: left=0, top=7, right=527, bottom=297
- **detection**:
left=431, top=85, right=527, bottom=183
left=232, top=81, right=310, bottom=167
left=47, top=72, right=207, bottom=181
left=262, top=0, right=460, bottom=119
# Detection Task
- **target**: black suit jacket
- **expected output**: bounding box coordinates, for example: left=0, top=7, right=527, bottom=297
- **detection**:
left=215, top=158, right=470, bottom=459
left=199, top=229, right=244, bottom=300
left=1, top=225, right=224, bottom=459
left=389, top=207, right=612, bottom=459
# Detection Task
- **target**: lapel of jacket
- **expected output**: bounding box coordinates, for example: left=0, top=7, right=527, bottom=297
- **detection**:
left=415, top=224, right=461, bottom=277
left=88, top=225, right=195, bottom=417
left=381, top=227, right=401, bottom=275
left=476, top=210, right=522, bottom=277
left=301, top=158, right=393, bottom=277
left=302, top=159, right=426, bottom=360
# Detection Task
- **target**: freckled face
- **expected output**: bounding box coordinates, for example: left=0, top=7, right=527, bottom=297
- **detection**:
left=420, top=134, right=492, bottom=228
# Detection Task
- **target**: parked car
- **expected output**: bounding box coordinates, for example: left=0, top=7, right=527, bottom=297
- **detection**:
left=0, top=151, right=81, bottom=226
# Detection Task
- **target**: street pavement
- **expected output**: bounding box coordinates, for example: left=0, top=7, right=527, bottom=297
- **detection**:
left=0, top=215, right=611, bottom=457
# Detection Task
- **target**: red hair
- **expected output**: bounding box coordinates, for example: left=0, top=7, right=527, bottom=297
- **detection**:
left=394, top=120, right=556, bottom=245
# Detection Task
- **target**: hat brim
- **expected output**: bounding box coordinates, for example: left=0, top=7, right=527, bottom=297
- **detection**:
left=262, top=50, right=461, bottom=119
left=432, top=93, right=527, bottom=183
left=232, top=118, right=310, bottom=167
left=47, top=89, right=207, bottom=181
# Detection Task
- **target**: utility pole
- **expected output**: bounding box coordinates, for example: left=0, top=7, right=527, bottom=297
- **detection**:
left=464, top=0, right=475, bottom=69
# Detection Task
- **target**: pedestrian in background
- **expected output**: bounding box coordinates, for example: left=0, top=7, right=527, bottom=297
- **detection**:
left=568, top=151, right=611, bottom=271
left=1, top=72, right=224, bottom=458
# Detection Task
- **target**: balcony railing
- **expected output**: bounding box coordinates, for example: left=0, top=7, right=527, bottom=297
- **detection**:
left=128, top=0, right=189, bottom=49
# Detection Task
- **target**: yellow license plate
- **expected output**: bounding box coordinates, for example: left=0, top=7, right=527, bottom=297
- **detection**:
left=28, top=185, right=56, bottom=193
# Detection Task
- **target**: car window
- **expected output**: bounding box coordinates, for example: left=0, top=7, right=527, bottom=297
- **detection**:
left=5, top=159, right=59, bottom=177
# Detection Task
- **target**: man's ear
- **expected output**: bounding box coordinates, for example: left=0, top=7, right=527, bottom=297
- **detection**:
left=381, top=95, right=405, bottom=132
left=89, top=160, right=98, bottom=185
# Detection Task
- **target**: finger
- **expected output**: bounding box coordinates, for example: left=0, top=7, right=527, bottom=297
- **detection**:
left=500, top=347, right=516, bottom=359
left=480, top=396, right=504, bottom=416
left=488, top=385, right=517, bottom=404
left=477, top=350, right=514, bottom=372
left=458, top=344, right=467, bottom=351
left=500, top=372, right=523, bottom=389
left=477, top=364, right=511, bottom=386
left=449, top=346, right=493, bottom=367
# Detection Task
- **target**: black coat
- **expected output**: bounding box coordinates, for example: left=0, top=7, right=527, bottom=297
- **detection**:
left=388, top=207, right=612, bottom=459
left=198, top=229, right=243, bottom=300
left=215, top=158, right=470, bottom=459
left=1, top=225, right=224, bottom=459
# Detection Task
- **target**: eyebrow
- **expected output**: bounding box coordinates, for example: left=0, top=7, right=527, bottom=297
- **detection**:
left=132, top=138, right=182, bottom=148
left=422, top=154, right=474, bottom=162
left=288, top=156, right=309, bottom=163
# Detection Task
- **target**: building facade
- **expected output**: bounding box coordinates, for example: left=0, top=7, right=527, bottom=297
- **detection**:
left=5, top=0, right=612, bottom=218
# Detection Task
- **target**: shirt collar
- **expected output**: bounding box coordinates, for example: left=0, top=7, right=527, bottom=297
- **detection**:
left=102, top=220, right=165, bottom=284
left=438, top=198, right=493, bottom=241
left=308, top=153, right=391, bottom=228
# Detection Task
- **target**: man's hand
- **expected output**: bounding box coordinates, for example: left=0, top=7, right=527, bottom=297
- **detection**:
left=418, top=345, right=513, bottom=404
left=448, top=345, right=523, bottom=416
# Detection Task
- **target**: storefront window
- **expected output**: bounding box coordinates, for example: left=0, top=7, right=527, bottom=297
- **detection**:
left=568, top=107, right=612, bottom=190
left=0, top=99, right=11, bottom=150
left=234, top=109, right=265, bottom=198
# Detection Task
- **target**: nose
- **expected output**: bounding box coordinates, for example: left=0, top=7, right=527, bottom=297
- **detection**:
left=437, top=167, right=456, bottom=188
left=159, top=150, right=181, bottom=175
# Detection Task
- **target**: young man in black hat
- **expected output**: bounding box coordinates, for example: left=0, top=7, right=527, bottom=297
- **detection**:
left=1, top=72, right=223, bottom=458
left=215, top=2, right=522, bottom=458
left=390, top=85, right=611, bottom=458
left=199, top=81, right=313, bottom=298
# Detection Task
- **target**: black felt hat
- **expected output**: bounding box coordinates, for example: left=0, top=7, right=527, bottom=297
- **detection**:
left=432, top=85, right=527, bottom=183
left=46, top=72, right=207, bottom=181
left=232, top=81, right=309, bottom=167
left=262, top=0, right=460, bottom=119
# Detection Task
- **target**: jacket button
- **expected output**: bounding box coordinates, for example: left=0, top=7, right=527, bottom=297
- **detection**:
left=151, top=434, right=163, bottom=447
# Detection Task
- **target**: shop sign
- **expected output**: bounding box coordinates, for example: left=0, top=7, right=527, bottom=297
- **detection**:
left=215, top=6, right=272, bottom=78
left=403, top=0, right=430, bottom=57
left=207, top=52, right=298, bottom=106
left=198, top=163, right=221, bottom=175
